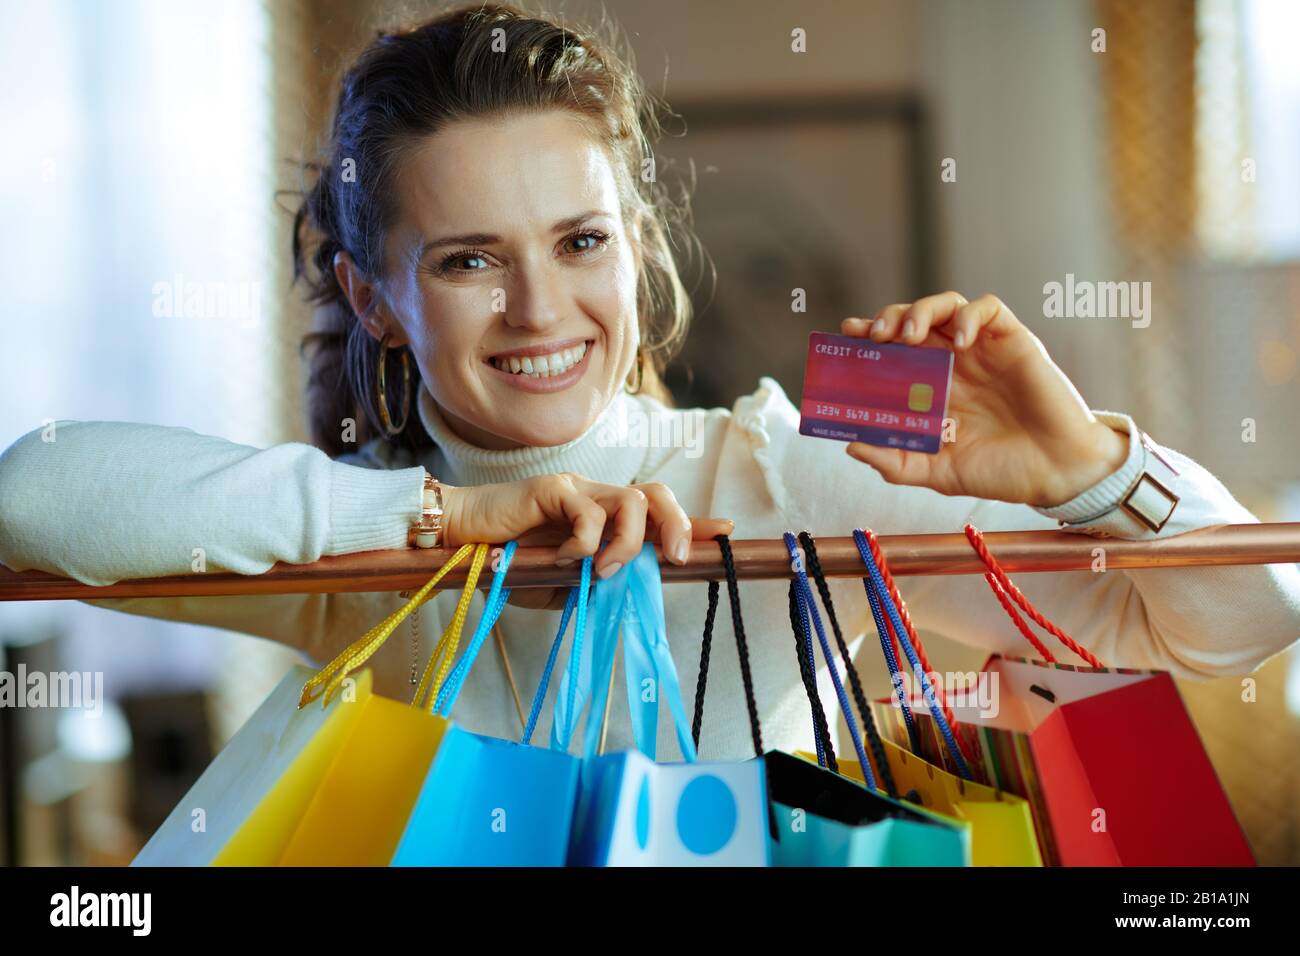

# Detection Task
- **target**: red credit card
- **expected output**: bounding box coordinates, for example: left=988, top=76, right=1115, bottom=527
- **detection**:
left=799, top=331, right=953, bottom=454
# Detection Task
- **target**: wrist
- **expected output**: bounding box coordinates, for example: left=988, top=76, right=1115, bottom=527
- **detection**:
left=1040, top=421, right=1130, bottom=508
left=438, top=482, right=464, bottom=547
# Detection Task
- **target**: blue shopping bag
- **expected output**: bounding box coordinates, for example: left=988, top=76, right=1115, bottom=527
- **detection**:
left=562, top=542, right=770, bottom=866
left=391, top=543, right=587, bottom=866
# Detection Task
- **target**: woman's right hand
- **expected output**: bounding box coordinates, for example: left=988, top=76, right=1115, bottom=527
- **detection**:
left=438, top=473, right=733, bottom=589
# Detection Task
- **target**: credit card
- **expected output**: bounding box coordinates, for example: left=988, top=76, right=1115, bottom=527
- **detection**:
left=798, top=331, right=953, bottom=454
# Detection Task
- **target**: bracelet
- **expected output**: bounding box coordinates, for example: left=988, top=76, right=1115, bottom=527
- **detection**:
left=408, top=472, right=445, bottom=548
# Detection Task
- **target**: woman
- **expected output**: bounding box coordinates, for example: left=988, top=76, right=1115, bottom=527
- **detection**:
left=1, top=4, right=1297, bottom=761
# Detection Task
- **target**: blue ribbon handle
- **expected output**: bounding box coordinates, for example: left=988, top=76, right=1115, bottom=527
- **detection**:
left=619, top=543, right=697, bottom=763
left=552, top=550, right=626, bottom=754
left=552, top=544, right=698, bottom=762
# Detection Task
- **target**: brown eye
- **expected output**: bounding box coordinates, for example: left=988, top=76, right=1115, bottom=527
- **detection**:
left=561, top=230, right=610, bottom=256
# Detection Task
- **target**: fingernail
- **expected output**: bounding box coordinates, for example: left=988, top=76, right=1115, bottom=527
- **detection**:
left=555, top=557, right=575, bottom=567
left=901, top=319, right=915, bottom=339
left=597, top=561, right=622, bottom=579
left=672, top=539, right=689, bottom=564
left=871, top=318, right=886, bottom=336
left=953, top=330, right=967, bottom=349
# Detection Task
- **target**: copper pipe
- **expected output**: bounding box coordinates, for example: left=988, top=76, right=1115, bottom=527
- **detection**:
left=1, top=522, right=1297, bottom=602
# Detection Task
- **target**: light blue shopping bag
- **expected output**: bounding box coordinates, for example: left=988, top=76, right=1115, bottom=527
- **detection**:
left=561, top=543, right=770, bottom=866
left=391, top=543, right=587, bottom=866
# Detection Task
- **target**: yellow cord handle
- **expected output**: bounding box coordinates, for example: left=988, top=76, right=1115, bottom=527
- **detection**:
left=298, top=543, right=482, bottom=709
left=411, top=543, right=489, bottom=712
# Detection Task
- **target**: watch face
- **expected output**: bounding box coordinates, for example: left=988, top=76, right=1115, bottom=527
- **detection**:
left=1122, top=472, right=1180, bottom=533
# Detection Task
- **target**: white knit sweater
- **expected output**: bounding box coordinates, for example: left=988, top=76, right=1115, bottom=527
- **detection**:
left=2, top=377, right=1298, bottom=760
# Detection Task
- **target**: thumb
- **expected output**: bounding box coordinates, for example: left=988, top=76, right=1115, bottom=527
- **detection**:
left=845, top=442, right=929, bottom=487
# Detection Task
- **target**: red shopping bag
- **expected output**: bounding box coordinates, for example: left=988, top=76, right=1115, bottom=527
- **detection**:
left=861, top=525, right=1254, bottom=867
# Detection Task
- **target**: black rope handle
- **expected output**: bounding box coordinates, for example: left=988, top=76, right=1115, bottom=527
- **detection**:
left=789, top=579, right=838, bottom=773
left=798, top=531, right=900, bottom=799
left=692, top=534, right=764, bottom=757
left=691, top=580, right=720, bottom=751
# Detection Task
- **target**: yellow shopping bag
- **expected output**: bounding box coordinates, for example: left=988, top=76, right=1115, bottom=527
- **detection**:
left=135, top=543, right=492, bottom=866
left=796, top=737, right=1042, bottom=866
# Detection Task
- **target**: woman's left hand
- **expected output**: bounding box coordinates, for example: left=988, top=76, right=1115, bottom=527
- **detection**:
left=840, top=291, right=1129, bottom=508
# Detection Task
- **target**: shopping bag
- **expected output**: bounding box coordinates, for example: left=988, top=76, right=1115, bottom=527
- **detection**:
left=789, top=526, right=1041, bottom=866
left=134, top=543, right=489, bottom=866
left=861, top=524, right=1254, bottom=867
left=796, top=738, right=1042, bottom=866
left=766, top=531, right=970, bottom=866
left=392, top=541, right=583, bottom=866
left=564, top=542, right=770, bottom=866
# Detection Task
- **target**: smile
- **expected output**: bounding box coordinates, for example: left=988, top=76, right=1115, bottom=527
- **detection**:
left=488, top=339, right=590, bottom=378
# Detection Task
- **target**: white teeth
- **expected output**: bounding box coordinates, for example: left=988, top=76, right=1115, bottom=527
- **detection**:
left=494, top=341, right=589, bottom=378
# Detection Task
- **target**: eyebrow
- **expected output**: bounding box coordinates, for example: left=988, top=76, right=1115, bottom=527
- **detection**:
left=416, top=209, right=612, bottom=260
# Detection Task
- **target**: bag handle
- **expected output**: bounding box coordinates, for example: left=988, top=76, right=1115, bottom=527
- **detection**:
left=964, top=524, right=1105, bottom=668
left=796, top=532, right=900, bottom=800
left=523, top=556, right=594, bottom=746
left=298, top=542, right=484, bottom=709
left=410, top=543, right=493, bottom=712
left=788, top=578, right=839, bottom=772
left=433, top=540, right=519, bottom=716
left=784, top=531, right=884, bottom=793
left=551, top=543, right=697, bottom=761
left=690, top=534, right=764, bottom=758
left=853, top=531, right=975, bottom=781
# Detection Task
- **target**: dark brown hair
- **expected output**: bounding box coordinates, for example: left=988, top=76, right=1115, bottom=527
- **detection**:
left=293, top=2, right=699, bottom=458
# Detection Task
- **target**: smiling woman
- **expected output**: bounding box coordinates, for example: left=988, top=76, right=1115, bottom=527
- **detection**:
left=1, top=2, right=1298, bottom=762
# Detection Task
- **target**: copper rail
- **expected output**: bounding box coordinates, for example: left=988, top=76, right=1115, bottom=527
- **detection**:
left=0, top=522, right=1297, bottom=602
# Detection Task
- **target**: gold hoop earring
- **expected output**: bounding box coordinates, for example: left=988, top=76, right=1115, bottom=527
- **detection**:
left=624, top=348, right=645, bottom=395
left=376, top=334, right=412, bottom=436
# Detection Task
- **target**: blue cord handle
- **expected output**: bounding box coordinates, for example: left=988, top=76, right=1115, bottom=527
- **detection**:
left=852, top=530, right=921, bottom=754
left=522, top=556, right=592, bottom=745
left=784, top=532, right=878, bottom=791
left=853, top=531, right=973, bottom=781
left=434, top=540, right=518, bottom=717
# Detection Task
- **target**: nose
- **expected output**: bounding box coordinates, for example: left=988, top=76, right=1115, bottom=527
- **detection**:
left=504, top=262, right=566, bottom=333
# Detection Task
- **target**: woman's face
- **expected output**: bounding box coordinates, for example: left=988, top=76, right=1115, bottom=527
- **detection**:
left=359, top=109, right=643, bottom=450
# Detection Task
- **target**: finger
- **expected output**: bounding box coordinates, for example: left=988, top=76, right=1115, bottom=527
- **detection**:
left=950, top=293, right=1018, bottom=351
left=867, top=304, right=911, bottom=342
left=899, top=290, right=969, bottom=345
left=543, top=476, right=607, bottom=565
left=688, top=516, right=735, bottom=540
left=845, top=441, right=936, bottom=488
left=586, top=484, right=650, bottom=578
left=634, top=481, right=692, bottom=565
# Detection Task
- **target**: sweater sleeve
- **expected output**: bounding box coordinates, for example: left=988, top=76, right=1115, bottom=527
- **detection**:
left=0, top=420, right=425, bottom=586
left=731, top=376, right=1300, bottom=680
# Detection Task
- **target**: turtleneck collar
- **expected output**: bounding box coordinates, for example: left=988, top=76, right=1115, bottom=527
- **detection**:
left=416, top=384, right=654, bottom=488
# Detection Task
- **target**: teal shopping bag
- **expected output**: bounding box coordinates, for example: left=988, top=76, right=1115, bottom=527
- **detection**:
left=765, top=531, right=970, bottom=866
left=562, top=542, right=770, bottom=866
left=391, top=543, right=587, bottom=866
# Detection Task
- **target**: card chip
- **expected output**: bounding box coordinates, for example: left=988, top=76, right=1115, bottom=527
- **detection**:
left=907, top=383, right=934, bottom=412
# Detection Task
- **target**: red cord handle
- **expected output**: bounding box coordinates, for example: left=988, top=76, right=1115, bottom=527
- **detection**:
left=963, top=523, right=1105, bottom=669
